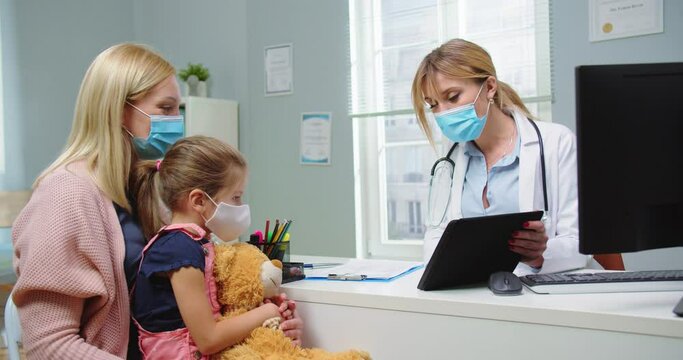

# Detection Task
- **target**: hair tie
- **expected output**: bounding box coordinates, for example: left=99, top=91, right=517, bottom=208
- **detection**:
left=155, top=159, right=162, bottom=171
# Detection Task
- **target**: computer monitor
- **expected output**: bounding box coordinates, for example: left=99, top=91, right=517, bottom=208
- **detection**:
left=575, top=62, right=683, bottom=255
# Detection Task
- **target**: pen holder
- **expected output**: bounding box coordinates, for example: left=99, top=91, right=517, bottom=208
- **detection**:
left=249, top=241, right=290, bottom=263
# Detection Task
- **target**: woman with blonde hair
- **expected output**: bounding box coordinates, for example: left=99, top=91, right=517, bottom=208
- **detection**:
left=11, top=43, right=303, bottom=359
left=412, top=38, right=592, bottom=275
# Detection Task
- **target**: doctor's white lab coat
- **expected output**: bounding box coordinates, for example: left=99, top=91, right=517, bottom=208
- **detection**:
left=423, top=108, right=591, bottom=275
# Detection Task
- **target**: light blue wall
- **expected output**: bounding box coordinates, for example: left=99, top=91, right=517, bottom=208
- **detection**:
left=551, top=0, right=683, bottom=269
left=1, top=0, right=135, bottom=189
left=551, top=0, right=683, bottom=130
left=0, top=0, right=23, bottom=191
left=244, top=1, right=354, bottom=257
left=132, top=0, right=249, bottom=108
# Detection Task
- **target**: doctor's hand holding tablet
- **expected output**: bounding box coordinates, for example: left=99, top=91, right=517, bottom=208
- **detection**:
left=411, top=38, right=590, bottom=281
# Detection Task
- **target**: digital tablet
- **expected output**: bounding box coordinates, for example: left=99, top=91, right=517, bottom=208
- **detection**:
left=417, top=210, right=544, bottom=291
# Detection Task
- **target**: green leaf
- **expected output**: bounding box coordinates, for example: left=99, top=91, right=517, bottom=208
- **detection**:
left=178, top=62, right=210, bottom=82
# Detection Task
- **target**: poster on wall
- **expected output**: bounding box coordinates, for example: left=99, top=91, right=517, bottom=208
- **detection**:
left=264, top=43, right=293, bottom=96
left=300, top=112, right=332, bottom=166
left=589, top=0, right=663, bottom=42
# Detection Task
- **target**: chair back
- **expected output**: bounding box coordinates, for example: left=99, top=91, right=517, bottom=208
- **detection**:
left=593, top=253, right=625, bottom=270
left=3, top=293, right=22, bottom=360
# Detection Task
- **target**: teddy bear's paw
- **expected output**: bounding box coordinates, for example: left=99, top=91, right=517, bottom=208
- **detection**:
left=262, top=316, right=281, bottom=329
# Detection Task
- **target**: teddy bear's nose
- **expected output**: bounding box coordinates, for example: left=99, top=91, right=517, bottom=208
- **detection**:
left=271, top=259, right=283, bottom=269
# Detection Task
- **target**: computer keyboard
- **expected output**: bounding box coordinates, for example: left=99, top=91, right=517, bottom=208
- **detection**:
left=520, top=270, right=683, bottom=294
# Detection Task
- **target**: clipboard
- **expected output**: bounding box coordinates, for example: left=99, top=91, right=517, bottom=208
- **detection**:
left=304, top=259, right=423, bottom=282
left=417, top=210, right=544, bottom=291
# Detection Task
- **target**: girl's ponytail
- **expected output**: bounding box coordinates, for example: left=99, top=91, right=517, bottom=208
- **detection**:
left=130, top=160, right=165, bottom=241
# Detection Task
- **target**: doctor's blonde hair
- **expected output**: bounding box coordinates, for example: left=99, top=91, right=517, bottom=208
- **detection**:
left=130, top=136, right=247, bottom=240
left=35, top=43, right=175, bottom=212
left=411, top=38, right=533, bottom=145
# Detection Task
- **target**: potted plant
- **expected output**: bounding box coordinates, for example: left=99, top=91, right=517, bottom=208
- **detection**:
left=178, top=63, right=210, bottom=97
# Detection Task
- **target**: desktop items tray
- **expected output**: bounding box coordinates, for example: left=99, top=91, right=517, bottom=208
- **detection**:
left=418, top=211, right=543, bottom=291
left=282, top=262, right=305, bottom=283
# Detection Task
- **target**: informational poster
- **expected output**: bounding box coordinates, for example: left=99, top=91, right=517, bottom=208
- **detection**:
left=264, top=43, right=293, bottom=96
left=300, top=112, right=331, bottom=166
left=589, top=0, right=663, bottom=42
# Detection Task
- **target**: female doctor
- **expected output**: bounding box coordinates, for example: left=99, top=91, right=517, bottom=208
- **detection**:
left=411, top=38, right=590, bottom=275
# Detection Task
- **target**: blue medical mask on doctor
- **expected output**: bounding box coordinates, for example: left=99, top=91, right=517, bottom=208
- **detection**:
left=433, top=82, right=492, bottom=143
left=125, top=102, right=185, bottom=159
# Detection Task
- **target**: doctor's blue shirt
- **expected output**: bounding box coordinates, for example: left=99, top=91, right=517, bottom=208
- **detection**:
left=461, top=132, right=521, bottom=218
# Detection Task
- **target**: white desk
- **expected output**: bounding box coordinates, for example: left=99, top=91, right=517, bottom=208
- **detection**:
left=282, top=256, right=683, bottom=360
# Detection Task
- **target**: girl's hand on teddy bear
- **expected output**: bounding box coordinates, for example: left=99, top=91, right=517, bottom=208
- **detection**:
left=280, top=311, right=303, bottom=346
left=265, top=292, right=303, bottom=345
left=265, top=293, right=296, bottom=320
left=259, top=302, right=281, bottom=321
left=264, top=300, right=292, bottom=320
left=278, top=299, right=294, bottom=320
left=265, top=292, right=288, bottom=306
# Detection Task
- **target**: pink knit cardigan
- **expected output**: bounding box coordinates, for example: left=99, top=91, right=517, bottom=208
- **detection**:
left=12, top=161, right=129, bottom=359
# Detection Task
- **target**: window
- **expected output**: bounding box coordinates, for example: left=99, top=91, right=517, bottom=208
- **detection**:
left=408, top=200, right=423, bottom=235
left=388, top=200, right=396, bottom=224
left=350, top=0, right=551, bottom=259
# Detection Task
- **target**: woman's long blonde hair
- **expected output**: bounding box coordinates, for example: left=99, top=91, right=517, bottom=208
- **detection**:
left=35, top=43, right=175, bottom=212
left=130, top=136, right=247, bottom=240
left=411, top=38, right=533, bottom=145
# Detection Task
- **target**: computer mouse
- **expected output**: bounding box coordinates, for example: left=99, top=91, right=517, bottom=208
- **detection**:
left=488, top=271, right=523, bottom=295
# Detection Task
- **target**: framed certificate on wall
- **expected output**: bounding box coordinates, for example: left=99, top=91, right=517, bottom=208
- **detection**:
left=264, top=43, right=293, bottom=96
left=589, top=0, right=663, bottom=42
left=300, top=112, right=332, bottom=166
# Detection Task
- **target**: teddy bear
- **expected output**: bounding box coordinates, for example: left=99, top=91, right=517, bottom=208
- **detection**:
left=212, top=242, right=371, bottom=360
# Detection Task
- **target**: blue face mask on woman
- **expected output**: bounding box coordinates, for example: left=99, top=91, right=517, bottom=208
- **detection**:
left=433, top=82, right=492, bottom=143
left=125, top=102, right=185, bottom=159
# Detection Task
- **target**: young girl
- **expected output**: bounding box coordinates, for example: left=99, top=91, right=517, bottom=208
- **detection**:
left=129, top=135, right=290, bottom=359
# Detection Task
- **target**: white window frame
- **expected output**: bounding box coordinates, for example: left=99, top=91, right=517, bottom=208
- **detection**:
left=408, top=200, right=422, bottom=234
left=351, top=0, right=551, bottom=259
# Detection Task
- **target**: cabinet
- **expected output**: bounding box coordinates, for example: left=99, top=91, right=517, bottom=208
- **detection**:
left=181, top=96, right=239, bottom=149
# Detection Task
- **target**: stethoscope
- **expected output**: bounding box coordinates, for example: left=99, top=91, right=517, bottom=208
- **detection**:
left=427, top=117, right=548, bottom=227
